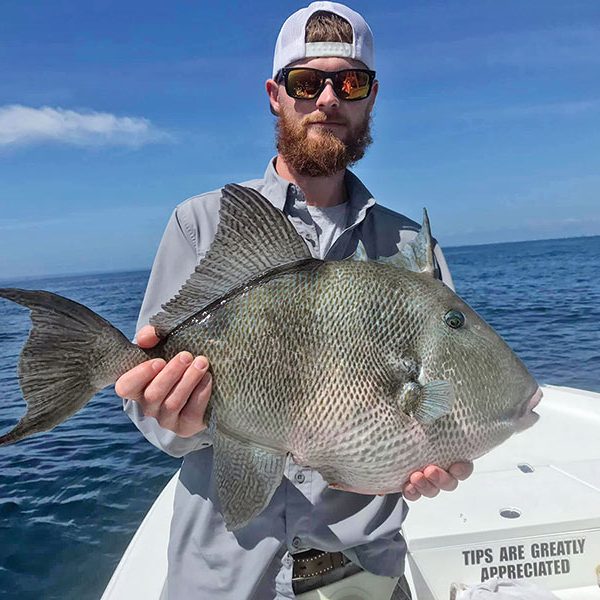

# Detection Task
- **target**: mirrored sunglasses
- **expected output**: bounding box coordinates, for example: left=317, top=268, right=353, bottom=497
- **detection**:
left=278, top=68, right=376, bottom=101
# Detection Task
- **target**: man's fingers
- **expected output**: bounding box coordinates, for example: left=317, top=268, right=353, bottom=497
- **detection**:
left=158, top=357, right=210, bottom=426
left=142, top=352, right=195, bottom=417
left=115, top=350, right=212, bottom=438
left=115, top=359, right=165, bottom=401
left=403, top=462, right=474, bottom=502
left=423, top=465, right=458, bottom=492
left=136, top=325, right=161, bottom=349
left=403, top=483, right=421, bottom=502
left=449, top=461, right=474, bottom=481
left=408, top=471, right=439, bottom=498
left=178, top=372, right=213, bottom=433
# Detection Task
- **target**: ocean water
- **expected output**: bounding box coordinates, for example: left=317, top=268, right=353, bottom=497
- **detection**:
left=0, top=236, right=599, bottom=599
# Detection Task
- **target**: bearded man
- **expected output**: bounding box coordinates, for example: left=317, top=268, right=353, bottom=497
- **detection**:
left=115, top=3, right=473, bottom=598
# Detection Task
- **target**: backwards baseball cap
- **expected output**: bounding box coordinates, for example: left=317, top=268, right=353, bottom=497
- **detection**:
left=272, top=2, right=375, bottom=78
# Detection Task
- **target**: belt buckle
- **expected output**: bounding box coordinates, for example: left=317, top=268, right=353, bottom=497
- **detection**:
left=293, top=549, right=337, bottom=579
left=292, top=549, right=362, bottom=595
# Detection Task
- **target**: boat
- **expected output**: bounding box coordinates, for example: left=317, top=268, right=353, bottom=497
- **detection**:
left=101, top=385, right=600, bottom=599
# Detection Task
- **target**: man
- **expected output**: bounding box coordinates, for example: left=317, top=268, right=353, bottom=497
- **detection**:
left=115, top=3, right=473, bottom=598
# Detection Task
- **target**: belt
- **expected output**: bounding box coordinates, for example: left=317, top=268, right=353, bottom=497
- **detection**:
left=291, top=549, right=363, bottom=595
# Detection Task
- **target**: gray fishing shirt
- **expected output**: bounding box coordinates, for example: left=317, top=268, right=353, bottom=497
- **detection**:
left=124, top=158, right=454, bottom=599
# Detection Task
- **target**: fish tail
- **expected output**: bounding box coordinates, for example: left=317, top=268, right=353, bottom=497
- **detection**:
left=0, top=288, right=148, bottom=445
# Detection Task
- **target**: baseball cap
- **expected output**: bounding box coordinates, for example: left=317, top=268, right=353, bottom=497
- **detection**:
left=272, top=2, right=375, bottom=78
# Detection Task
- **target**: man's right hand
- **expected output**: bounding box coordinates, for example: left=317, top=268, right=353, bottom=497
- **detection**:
left=115, top=325, right=212, bottom=438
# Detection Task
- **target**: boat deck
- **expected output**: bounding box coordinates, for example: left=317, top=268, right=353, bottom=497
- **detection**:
left=403, top=385, right=600, bottom=599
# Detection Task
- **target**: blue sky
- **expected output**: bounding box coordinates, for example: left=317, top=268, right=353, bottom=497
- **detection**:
left=1, top=0, right=599, bottom=279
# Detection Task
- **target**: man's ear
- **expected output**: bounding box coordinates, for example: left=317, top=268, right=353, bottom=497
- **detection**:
left=367, top=79, right=379, bottom=112
left=266, top=79, right=280, bottom=116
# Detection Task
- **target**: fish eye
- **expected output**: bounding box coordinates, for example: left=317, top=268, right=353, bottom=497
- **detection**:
left=444, top=309, right=465, bottom=329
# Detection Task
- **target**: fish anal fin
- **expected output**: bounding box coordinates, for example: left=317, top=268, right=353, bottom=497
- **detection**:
left=213, top=427, right=286, bottom=530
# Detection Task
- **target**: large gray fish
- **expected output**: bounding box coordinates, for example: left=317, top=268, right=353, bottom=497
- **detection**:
left=0, top=184, right=541, bottom=530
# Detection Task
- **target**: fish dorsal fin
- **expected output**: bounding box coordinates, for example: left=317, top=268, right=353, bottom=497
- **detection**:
left=379, top=208, right=436, bottom=276
left=150, top=184, right=313, bottom=337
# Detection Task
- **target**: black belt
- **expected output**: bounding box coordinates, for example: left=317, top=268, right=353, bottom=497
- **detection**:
left=291, top=548, right=363, bottom=595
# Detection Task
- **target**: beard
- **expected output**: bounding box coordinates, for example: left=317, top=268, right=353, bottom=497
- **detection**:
left=276, top=108, right=373, bottom=177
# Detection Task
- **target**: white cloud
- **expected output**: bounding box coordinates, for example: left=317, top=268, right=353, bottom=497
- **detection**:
left=0, top=104, right=172, bottom=148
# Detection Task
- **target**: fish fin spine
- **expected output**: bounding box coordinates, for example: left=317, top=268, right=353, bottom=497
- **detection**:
left=348, top=240, right=369, bottom=262
left=378, top=208, right=437, bottom=276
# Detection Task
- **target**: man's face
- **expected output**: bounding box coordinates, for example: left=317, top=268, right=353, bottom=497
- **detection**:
left=266, top=56, right=378, bottom=177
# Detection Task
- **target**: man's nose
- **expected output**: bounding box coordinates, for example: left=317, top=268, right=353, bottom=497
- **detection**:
left=315, top=80, right=340, bottom=109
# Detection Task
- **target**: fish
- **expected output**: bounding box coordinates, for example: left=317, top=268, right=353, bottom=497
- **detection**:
left=0, top=184, right=541, bottom=530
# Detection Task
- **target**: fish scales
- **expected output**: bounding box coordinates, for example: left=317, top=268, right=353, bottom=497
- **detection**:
left=161, top=261, right=418, bottom=480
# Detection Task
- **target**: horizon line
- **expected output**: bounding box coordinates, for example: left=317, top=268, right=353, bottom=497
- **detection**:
left=0, top=232, right=597, bottom=285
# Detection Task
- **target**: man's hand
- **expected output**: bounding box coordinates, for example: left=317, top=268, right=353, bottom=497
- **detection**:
left=402, top=462, right=474, bottom=501
left=115, top=325, right=212, bottom=438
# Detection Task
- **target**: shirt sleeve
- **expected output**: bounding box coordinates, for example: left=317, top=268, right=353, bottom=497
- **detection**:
left=123, top=205, right=213, bottom=458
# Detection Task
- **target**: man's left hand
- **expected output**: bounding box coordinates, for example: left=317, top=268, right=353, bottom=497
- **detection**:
left=403, top=462, right=474, bottom=501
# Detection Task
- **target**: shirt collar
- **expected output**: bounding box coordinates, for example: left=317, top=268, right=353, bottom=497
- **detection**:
left=343, top=168, right=376, bottom=226
left=261, top=157, right=376, bottom=224
left=261, top=158, right=291, bottom=212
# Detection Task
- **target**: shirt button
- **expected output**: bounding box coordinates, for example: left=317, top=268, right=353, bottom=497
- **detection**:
left=292, top=537, right=302, bottom=549
left=295, top=472, right=305, bottom=484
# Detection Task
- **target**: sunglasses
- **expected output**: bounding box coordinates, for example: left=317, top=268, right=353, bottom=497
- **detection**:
left=277, top=67, right=376, bottom=101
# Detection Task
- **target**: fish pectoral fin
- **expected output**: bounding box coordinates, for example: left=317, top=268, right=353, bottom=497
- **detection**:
left=413, top=380, right=455, bottom=425
left=213, top=427, right=286, bottom=531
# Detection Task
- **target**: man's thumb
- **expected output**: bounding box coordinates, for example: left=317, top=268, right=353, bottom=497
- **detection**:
left=136, top=325, right=160, bottom=348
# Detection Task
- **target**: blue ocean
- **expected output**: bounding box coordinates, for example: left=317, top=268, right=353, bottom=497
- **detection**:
left=0, top=236, right=599, bottom=599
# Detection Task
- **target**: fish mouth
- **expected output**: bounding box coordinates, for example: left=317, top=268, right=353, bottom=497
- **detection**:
left=514, top=387, right=543, bottom=433
left=528, top=387, right=543, bottom=412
